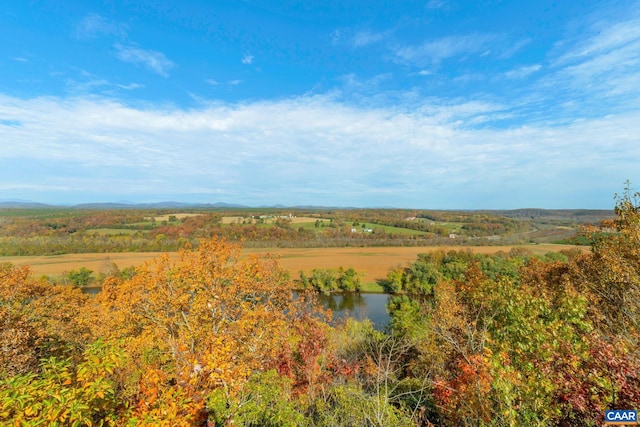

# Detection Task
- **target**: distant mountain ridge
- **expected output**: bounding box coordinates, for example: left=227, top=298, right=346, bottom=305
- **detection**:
left=0, top=200, right=55, bottom=209
left=72, top=201, right=248, bottom=209
left=0, top=200, right=247, bottom=209
left=0, top=200, right=616, bottom=220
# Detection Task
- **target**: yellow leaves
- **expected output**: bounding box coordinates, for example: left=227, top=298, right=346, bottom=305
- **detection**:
left=0, top=264, right=32, bottom=298
left=483, top=346, right=493, bottom=361
left=362, top=355, right=379, bottom=378
left=1, top=237, right=330, bottom=425
left=0, top=343, right=124, bottom=425
left=1, top=264, right=96, bottom=379
left=94, top=237, right=297, bottom=377
left=130, top=374, right=205, bottom=426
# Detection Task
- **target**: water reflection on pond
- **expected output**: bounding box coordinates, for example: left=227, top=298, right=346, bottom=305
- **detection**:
left=83, top=287, right=391, bottom=329
left=315, top=292, right=390, bottom=330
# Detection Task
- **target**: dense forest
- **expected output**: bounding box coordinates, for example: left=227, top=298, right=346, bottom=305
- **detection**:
left=0, top=190, right=637, bottom=426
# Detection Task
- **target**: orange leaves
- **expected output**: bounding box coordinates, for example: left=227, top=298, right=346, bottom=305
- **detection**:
left=455, top=354, right=492, bottom=395
left=130, top=366, right=205, bottom=427
left=432, top=377, right=453, bottom=404
left=433, top=352, right=494, bottom=425
left=1, top=237, right=357, bottom=424
left=0, top=263, right=32, bottom=297
left=83, top=237, right=316, bottom=418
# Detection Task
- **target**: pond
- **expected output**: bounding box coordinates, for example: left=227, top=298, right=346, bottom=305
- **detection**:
left=315, top=292, right=390, bottom=330
left=82, top=287, right=391, bottom=329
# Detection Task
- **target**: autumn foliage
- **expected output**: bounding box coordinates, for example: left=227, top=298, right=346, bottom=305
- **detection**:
left=1, top=188, right=640, bottom=426
left=1, top=237, right=334, bottom=425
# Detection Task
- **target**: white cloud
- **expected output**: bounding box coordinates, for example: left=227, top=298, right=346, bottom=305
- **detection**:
left=339, top=73, right=392, bottom=91
left=76, top=13, right=126, bottom=39
left=426, top=0, right=449, bottom=10
left=543, top=11, right=640, bottom=110
left=452, top=73, right=485, bottom=84
left=205, top=79, right=220, bottom=86
left=331, top=28, right=388, bottom=48
left=498, top=38, right=532, bottom=59
left=242, top=54, right=254, bottom=65
left=228, top=80, right=242, bottom=86
left=114, top=44, right=175, bottom=77
left=65, top=78, right=111, bottom=92
left=352, top=31, right=385, bottom=47
left=330, top=29, right=343, bottom=45
left=503, top=64, right=541, bottom=79
left=0, top=92, right=636, bottom=207
left=62, top=69, right=144, bottom=94
left=116, top=83, right=144, bottom=90
left=392, top=34, right=495, bottom=65
left=555, top=15, right=640, bottom=65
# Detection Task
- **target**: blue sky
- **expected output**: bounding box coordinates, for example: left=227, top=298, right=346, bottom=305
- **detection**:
left=1, top=0, right=639, bottom=208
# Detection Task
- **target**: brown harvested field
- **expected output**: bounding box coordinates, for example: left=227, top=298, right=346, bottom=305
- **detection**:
left=2, top=252, right=167, bottom=277
left=247, top=244, right=585, bottom=283
left=2, top=243, right=584, bottom=283
left=222, top=216, right=327, bottom=224
left=288, top=216, right=330, bottom=224
left=152, top=213, right=202, bottom=222
left=221, top=216, right=247, bottom=224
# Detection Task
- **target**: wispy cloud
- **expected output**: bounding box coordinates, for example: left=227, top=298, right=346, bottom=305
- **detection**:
left=555, top=15, right=640, bottom=66
left=114, top=44, right=175, bottom=77
left=204, top=79, right=241, bottom=87
left=426, top=0, right=451, bottom=10
left=241, top=54, right=254, bottom=65
left=116, top=83, right=144, bottom=90
left=62, top=69, right=144, bottom=94
left=11, top=57, right=29, bottom=63
left=503, top=64, right=541, bottom=79
left=352, top=30, right=386, bottom=47
left=542, top=10, right=640, bottom=112
left=65, top=78, right=111, bottom=93
left=331, top=29, right=388, bottom=48
left=202, top=79, right=244, bottom=88
left=392, top=34, right=496, bottom=65
left=76, top=13, right=126, bottom=39
left=498, top=38, right=531, bottom=59
left=330, top=29, right=343, bottom=45
left=410, top=69, right=434, bottom=77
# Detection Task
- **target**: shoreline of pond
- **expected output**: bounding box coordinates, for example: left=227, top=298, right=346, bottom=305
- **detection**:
left=81, top=286, right=393, bottom=329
